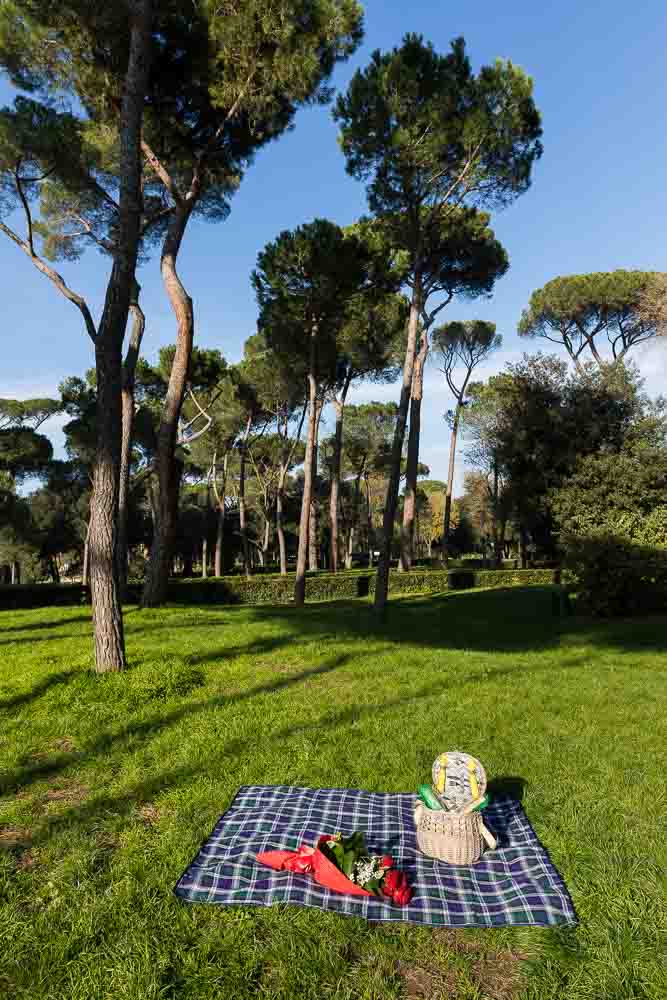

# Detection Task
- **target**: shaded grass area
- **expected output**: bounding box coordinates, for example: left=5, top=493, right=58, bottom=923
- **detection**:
left=0, top=586, right=666, bottom=999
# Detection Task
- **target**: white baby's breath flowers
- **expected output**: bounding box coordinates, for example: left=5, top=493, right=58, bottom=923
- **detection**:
left=350, top=855, right=389, bottom=886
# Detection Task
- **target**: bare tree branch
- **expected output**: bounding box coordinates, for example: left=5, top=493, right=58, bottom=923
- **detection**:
left=0, top=219, right=97, bottom=343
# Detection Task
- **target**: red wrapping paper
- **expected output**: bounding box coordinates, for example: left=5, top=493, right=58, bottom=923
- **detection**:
left=257, top=835, right=374, bottom=897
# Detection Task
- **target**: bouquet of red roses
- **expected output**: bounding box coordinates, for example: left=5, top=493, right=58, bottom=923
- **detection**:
left=257, top=831, right=413, bottom=905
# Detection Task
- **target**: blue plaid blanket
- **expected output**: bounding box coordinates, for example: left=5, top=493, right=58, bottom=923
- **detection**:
left=174, top=785, right=577, bottom=927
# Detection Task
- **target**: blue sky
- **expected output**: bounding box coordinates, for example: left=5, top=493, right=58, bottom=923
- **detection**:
left=2, top=0, right=667, bottom=489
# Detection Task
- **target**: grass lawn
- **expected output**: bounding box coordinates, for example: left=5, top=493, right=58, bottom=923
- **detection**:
left=1, top=586, right=665, bottom=1000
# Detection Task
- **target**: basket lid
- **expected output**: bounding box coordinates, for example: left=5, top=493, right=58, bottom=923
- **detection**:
left=431, top=751, right=487, bottom=812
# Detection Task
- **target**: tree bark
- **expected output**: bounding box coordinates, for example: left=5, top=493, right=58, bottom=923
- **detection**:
left=492, top=459, right=502, bottom=567
left=142, top=204, right=193, bottom=607
left=442, top=404, right=462, bottom=560
left=276, top=404, right=306, bottom=577
left=215, top=507, right=224, bottom=576
left=238, top=414, right=252, bottom=580
left=308, top=414, right=322, bottom=573
left=262, top=516, right=271, bottom=563
left=82, top=519, right=90, bottom=587
left=400, top=327, right=429, bottom=571
left=365, top=472, right=373, bottom=568
left=295, top=328, right=319, bottom=606
left=374, top=278, right=422, bottom=617
left=309, top=496, right=318, bottom=572
left=87, top=1, right=152, bottom=670
left=329, top=374, right=352, bottom=573
left=116, top=280, right=145, bottom=592
left=213, top=451, right=228, bottom=577
left=276, top=468, right=288, bottom=576
left=202, top=534, right=208, bottom=578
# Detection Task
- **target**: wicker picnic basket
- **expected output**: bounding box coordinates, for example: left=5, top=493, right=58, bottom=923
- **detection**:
left=414, top=803, right=497, bottom=864
left=414, top=751, right=497, bottom=865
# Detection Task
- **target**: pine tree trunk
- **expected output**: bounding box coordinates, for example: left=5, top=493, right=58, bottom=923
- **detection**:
left=213, top=452, right=228, bottom=577
left=202, top=534, right=208, bottom=578
left=88, top=1, right=152, bottom=670
left=10, top=562, right=17, bottom=585
left=345, top=527, right=354, bottom=569
left=400, top=330, right=429, bottom=571
left=365, top=472, right=373, bottom=567
left=262, top=515, right=270, bottom=563
left=492, top=459, right=502, bottom=567
left=329, top=398, right=343, bottom=573
left=82, top=518, right=90, bottom=587
left=239, top=415, right=252, bottom=580
left=329, top=376, right=351, bottom=574
left=442, top=405, right=462, bottom=560
left=294, top=344, right=319, bottom=606
left=345, top=472, right=361, bottom=569
left=147, top=475, right=159, bottom=531
left=309, top=498, right=318, bottom=572
left=374, top=279, right=422, bottom=618
left=116, top=282, right=145, bottom=592
left=308, top=420, right=321, bottom=573
left=141, top=204, right=193, bottom=608
left=215, top=506, right=224, bottom=576
left=277, top=469, right=288, bottom=576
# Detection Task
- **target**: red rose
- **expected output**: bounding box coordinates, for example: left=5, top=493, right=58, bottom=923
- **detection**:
left=393, top=885, right=413, bottom=906
left=383, top=869, right=401, bottom=892
left=381, top=855, right=394, bottom=869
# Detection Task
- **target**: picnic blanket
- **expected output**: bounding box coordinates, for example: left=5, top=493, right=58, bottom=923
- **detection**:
left=174, top=784, right=577, bottom=927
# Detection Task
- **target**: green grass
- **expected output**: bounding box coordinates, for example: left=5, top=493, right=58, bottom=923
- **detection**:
left=1, top=586, right=665, bottom=1000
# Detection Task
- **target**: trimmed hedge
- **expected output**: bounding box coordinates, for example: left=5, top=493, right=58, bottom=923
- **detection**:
left=0, top=583, right=87, bottom=611
left=0, top=567, right=560, bottom=611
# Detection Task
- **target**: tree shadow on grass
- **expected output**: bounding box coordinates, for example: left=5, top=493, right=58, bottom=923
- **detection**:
left=241, top=586, right=667, bottom=657
left=23, top=675, right=563, bottom=853
left=0, top=650, right=354, bottom=795
left=0, top=613, right=90, bottom=635
left=0, top=670, right=76, bottom=711
left=4, top=586, right=664, bottom=805
left=1, top=645, right=594, bottom=806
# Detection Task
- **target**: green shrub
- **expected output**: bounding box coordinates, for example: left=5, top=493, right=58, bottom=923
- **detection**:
left=474, top=569, right=558, bottom=588
left=565, top=535, right=667, bottom=616
left=0, top=567, right=560, bottom=611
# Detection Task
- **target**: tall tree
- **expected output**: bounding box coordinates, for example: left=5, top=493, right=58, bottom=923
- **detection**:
left=518, top=271, right=661, bottom=369
left=253, top=219, right=376, bottom=604
left=185, top=368, right=242, bottom=577
left=334, top=33, right=542, bottom=616
left=328, top=286, right=405, bottom=571
left=432, top=320, right=501, bottom=559
left=0, top=1, right=154, bottom=669
left=340, top=401, right=397, bottom=565
left=398, top=209, right=508, bottom=570
left=240, top=332, right=307, bottom=575
left=467, top=356, right=646, bottom=564
left=140, top=0, right=363, bottom=607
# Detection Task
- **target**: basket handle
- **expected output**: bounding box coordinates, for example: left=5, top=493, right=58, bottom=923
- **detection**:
left=480, top=821, right=497, bottom=851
